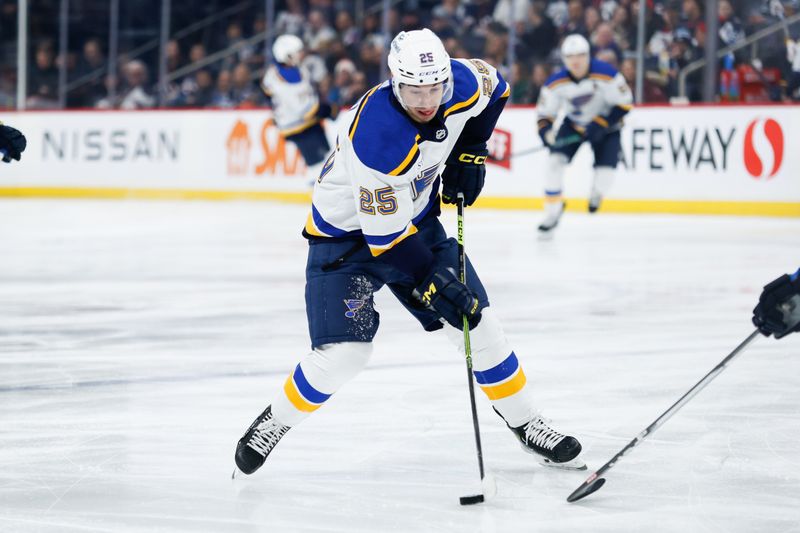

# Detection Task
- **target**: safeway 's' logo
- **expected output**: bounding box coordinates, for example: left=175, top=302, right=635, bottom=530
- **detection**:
left=225, top=118, right=304, bottom=177
left=743, top=118, right=783, bottom=179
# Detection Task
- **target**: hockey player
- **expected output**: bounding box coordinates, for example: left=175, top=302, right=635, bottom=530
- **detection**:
left=234, top=29, right=584, bottom=477
left=262, top=34, right=335, bottom=181
left=753, top=268, right=800, bottom=338
left=0, top=122, right=26, bottom=163
left=535, top=34, right=633, bottom=233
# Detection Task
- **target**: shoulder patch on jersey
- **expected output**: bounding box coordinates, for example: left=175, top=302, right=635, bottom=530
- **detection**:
left=589, top=59, right=618, bottom=80
left=444, top=59, right=480, bottom=118
left=275, top=64, right=302, bottom=84
left=350, top=85, right=421, bottom=176
left=545, top=69, right=571, bottom=88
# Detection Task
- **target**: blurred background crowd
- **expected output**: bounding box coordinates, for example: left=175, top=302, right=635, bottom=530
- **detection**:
left=1, top=0, right=799, bottom=111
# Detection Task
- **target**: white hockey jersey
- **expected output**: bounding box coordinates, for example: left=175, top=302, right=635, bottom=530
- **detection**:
left=536, top=59, right=633, bottom=130
left=304, top=58, right=509, bottom=257
left=262, top=63, right=320, bottom=136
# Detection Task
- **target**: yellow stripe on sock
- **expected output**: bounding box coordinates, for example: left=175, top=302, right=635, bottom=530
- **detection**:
left=283, top=375, right=321, bottom=412
left=480, top=368, right=527, bottom=400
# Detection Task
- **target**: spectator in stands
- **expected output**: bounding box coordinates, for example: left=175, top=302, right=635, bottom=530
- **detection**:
left=230, top=62, right=259, bottom=107
left=72, top=38, right=107, bottom=107
left=275, top=0, right=306, bottom=37
left=667, top=26, right=702, bottom=100
left=593, top=23, right=624, bottom=64
left=357, top=35, right=384, bottom=86
left=493, top=0, right=529, bottom=28
left=564, top=0, right=588, bottom=36
left=344, top=71, right=367, bottom=107
left=585, top=6, right=602, bottom=37
left=610, top=5, right=634, bottom=51
left=510, top=61, right=530, bottom=102
left=305, top=9, right=337, bottom=53
left=622, top=58, right=669, bottom=102
left=212, top=69, right=234, bottom=108
left=528, top=62, right=550, bottom=103
left=334, top=10, right=360, bottom=49
left=719, top=0, right=746, bottom=48
left=520, top=3, right=558, bottom=62
left=787, top=36, right=800, bottom=100
left=166, top=39, right=183, bottom=73
left=27, top=42, right=58, bottom=109
left=118, top=60, right=155, bottom=110
left=432, top=0, right=468, bottom=31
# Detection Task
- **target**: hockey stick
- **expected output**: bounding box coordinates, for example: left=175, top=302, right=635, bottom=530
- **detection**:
left=455, top=193, right=495, bottom=506
left=489, top=134, right=582, bottom=162
left=567, top=329, right=761, bottom=503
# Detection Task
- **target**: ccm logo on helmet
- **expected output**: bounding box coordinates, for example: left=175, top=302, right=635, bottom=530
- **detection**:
left=743, top=118, right=784, bottom=179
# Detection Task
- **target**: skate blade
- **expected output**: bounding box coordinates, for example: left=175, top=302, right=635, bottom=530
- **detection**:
left=537, top=456, right=587, bottom=471
left=520, top=444, right=587, bottom=470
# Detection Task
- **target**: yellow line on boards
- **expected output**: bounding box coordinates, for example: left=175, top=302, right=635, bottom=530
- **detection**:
left=0, top=187, right=313, bottom=204
left=0, top=187, right=798, bottom=217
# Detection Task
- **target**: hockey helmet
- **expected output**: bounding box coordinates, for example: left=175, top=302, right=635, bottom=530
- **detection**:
left=273, top=34, right=304, bottom=65
left=561, top=34, right=591, bottom=57
left=388, top=29, right=453, bottom=109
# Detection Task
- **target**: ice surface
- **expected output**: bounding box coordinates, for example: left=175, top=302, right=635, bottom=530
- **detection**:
left=1, top=199, right=799, bottom=532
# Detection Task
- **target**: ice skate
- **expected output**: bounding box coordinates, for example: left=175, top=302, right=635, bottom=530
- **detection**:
left=588, top=191, right=602, bottom=213
left=233, top=405, right=290, bottom=477
left=497, top=409, right=586, bottom=470
left=538, top=201, right=565, bottom=235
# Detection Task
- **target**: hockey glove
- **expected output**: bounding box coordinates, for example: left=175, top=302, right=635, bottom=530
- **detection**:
left=538, top=120, right=554, bottom=147
left=752, top=271, right=800, bottom=339
left=441, top=144, right=488, bottom=207
left=583, top=121, right=607, bottom=145
left=0, top=124, right=27, bottom=162
left=416, top=265, right=484, bottom=330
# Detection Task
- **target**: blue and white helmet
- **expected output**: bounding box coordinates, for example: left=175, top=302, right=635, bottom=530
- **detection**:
left=387, top=29, right=453, bottom=109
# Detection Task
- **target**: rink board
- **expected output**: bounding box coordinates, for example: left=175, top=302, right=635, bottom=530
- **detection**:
left=0, top=105, right=798, bottom=216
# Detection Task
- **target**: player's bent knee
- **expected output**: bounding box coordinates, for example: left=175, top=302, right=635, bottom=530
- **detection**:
left=308, top=341, right=373, bottom=387
left=444, top=307, right=507, bottom=354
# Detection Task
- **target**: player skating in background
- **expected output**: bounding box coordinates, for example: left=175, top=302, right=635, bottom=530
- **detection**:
left=0, top=122, right=26, bottom=163
left=535, top=34, right=633, bottom=234
left=234, top=28, right=584, bottom=477
left=262, top=35, right=336, bottom=183
left=753, top=268, right=800, bottom=338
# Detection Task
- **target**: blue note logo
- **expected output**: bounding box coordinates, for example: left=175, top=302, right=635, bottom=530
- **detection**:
left=344, top=298, right=367, bottom=319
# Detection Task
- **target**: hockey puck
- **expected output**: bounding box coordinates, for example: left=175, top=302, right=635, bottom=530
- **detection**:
left=459, top=494, right=484, bottom=505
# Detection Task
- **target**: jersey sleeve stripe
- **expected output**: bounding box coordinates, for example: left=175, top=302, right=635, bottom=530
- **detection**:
left=281, top=117, right=319, bottom=137
left=546, top=77, right=570, bottom=89
left=348, top=85, right=381, bottom=141
left=365, top=224, right=418, bottom=256
left=589, top=73, right=613, bottom=81
left=444, top=87, right=480, bottom=118
left=388, top=134, right=421, bottom=176
left=501, top=84, right=510, bottom=98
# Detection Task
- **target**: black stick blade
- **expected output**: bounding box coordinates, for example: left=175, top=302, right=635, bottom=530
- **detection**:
left=567, top=476, right=606, bottom=503
left=459, top=494, right=485, bottom=505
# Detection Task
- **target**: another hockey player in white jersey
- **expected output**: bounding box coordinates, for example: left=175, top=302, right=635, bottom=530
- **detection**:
left=234, top=29, right=585, bottom=478
left=536, top=34, right=633, bottom=233
left=262, top=34, right=335, bottom=181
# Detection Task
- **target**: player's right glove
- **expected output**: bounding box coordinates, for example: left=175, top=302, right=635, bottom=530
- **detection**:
left=752, top=269, right=800, bottom=339
left=583, top=121, right=607, bottom=144
left=0, top=124, right=27, bottom=162
left=415, top=265, right=484, bottom=330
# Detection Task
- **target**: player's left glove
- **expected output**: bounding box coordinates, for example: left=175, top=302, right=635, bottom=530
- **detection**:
left=441, top=144, right=488, bottom=207
left=583, top=121, right=607, bottom=145
left=0, top=124, right=27, bottom=162
left=752, top=270, right=800, bottom=339
left=415, top=265, right=485, bottom=330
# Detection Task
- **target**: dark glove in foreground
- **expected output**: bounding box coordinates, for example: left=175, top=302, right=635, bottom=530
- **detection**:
left=441, top=144, right=487, bottom=207
left=0, top=124, right=27, bottom=162
left=583, top=122, right=606, bottom=144
left=416, top=265, right=484, bottom=329
left=752, top=271, right=800, bottom=339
